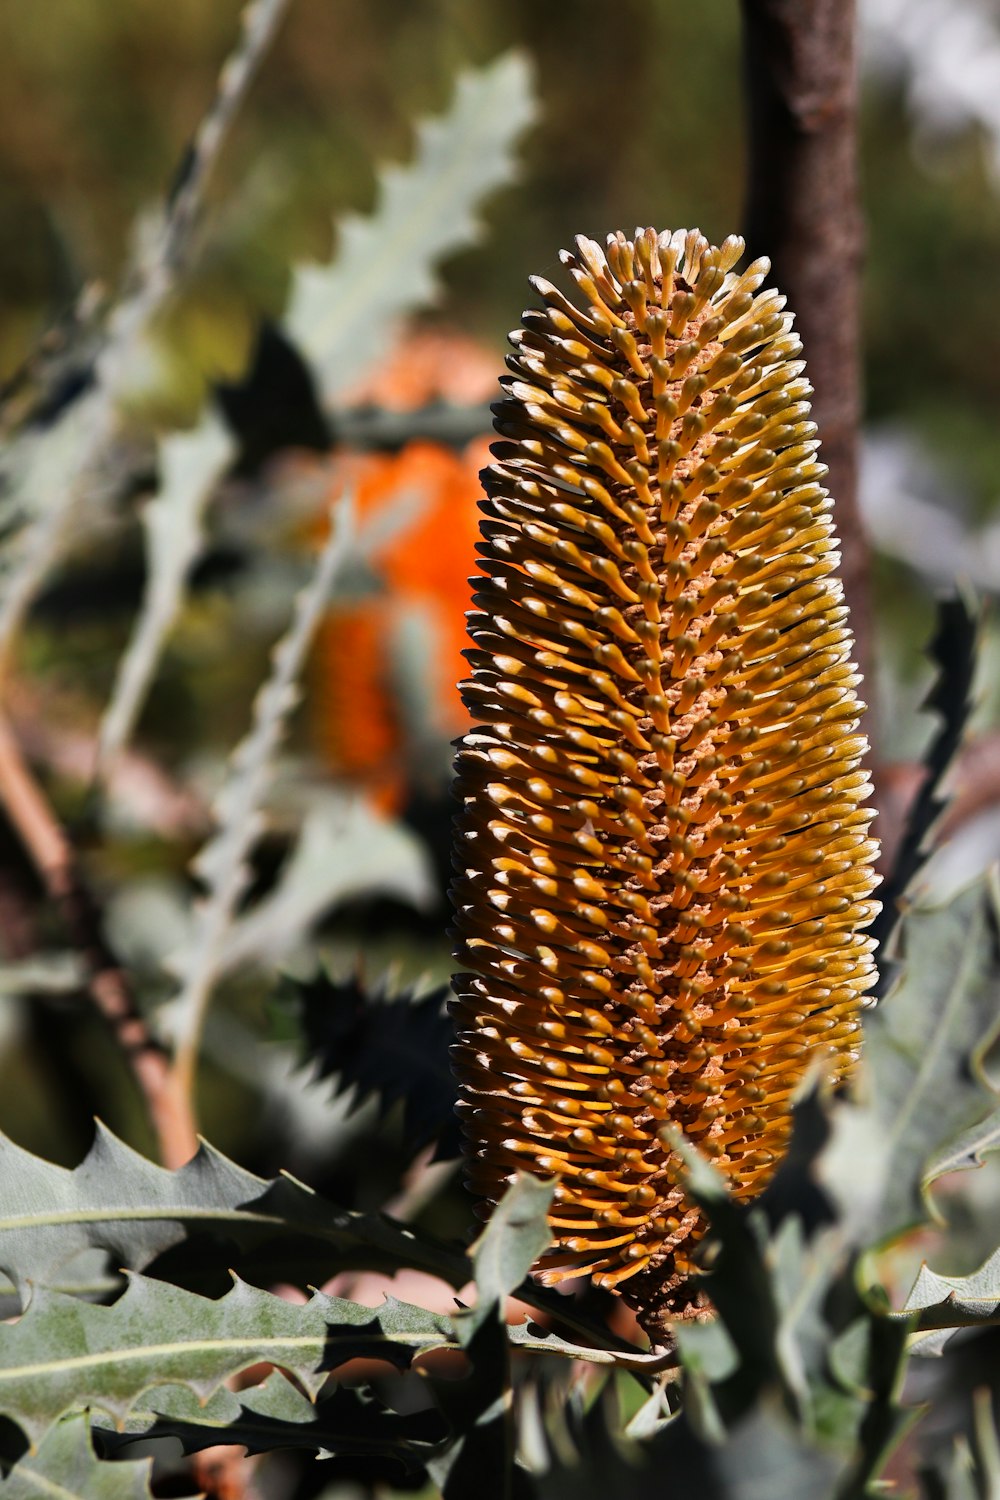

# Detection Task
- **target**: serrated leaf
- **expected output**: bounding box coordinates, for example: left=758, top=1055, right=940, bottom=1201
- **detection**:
left=902, top=1245, right=1000, bottom=1355
left=0, top=1413, right=153, bottom=1498
left=293, top=969, right=458, bottom=1153
left=93, top=1371, right=445, bottom=1468
left=871, top=593, right=979, bottom=979
left=0, top=1276, right=454, bottom=1447
left=0, top=1122, right=470, bottom=1303
left=857, top=876, right=1000, bottom=1245
left=285, top=51, right=536, bottom=402
left=504, top=1319, right=670, bottom=1370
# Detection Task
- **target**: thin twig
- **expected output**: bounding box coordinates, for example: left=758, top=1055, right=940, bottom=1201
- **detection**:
left=159, top=0, right=294, bottom=281
left=740, top=0, right=873, bottom=696
left=334, top=400, right=493, bottom=452
left=0, top=712, right=197, bottom=1167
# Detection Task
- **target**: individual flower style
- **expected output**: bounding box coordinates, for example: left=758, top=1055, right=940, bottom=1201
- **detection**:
left=450, top=227, right=880, bottom=1332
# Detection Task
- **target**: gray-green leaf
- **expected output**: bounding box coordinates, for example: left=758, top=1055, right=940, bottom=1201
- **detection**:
left=285, top=51, right=536, bottom=402
left=0, top=1276, right=454, bottom=1446
left=0, top=1123, right=469, bottom=1301
left=846, top=877, right=1000, bottom=1247
left=0, top=1413, right=153, bottom=1498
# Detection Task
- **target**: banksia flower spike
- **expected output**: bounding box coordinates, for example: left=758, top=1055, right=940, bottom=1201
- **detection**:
left=450, top=227, right=880, bottom=1334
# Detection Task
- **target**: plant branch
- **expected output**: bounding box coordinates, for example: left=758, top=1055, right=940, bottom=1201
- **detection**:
left=0, top=711, right=197, bottom=1167
left=740, top=0, right=872, bottom=696
left=169, top=497, right=354, bottom=1112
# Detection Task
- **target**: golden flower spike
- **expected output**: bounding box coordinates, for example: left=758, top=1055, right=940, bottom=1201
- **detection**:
left=450, top=227, right=880, bottom=1336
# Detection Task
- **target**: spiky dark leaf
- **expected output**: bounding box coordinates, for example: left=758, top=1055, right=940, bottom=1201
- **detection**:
left=92, top=1371, right=446, bottom=1470
left=294, top=970, right=460, bottom=1155
left=871, top=593, right=979, bottom=985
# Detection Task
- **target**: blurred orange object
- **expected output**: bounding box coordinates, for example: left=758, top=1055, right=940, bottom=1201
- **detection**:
left=312, top=435, right=490, bottom=813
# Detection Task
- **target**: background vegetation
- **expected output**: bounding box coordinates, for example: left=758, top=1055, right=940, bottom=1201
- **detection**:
left=1, top=1, right=1000, bottom=1496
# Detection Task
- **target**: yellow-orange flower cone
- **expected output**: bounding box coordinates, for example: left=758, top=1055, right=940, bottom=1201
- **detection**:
left=450, top=227, right=880, bottom=1332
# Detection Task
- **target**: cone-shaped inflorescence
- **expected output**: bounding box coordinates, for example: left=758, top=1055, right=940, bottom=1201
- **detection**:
left=450, top=227, right=879, bottom=1332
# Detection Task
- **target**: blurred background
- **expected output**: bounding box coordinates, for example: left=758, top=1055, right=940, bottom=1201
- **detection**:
left=2, top=2, right=1000, bottom=1488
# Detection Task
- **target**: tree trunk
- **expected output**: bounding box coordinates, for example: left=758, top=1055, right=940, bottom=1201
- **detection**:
left=741, top=0, right=873, bottom=700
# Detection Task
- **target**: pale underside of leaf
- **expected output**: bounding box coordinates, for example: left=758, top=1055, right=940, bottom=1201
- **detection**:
left=96, top=411, right=235, bottom=776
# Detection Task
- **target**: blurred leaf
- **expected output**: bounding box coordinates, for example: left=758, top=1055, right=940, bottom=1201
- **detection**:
left=972, top=1388, right=1000, bottom=1495
left=221, top=796, right=435, bottom=973
left=639, top=1396, right=846, bottom=1500
left=471, top=1172, right=553, bottom=1326
left=927, top=1108, right=1000, bottom=1182
left=0, top=0, right=286, bottom=658
left=0, top=1276, right=453, bottom=1448
left=0, top=388, right=111, bottom=664
left=96, top=410, right=234, bottom=773
left=527, top=1384, right=647, bottom=1500
left=293, top=969, right=457, bottom=1153
left=285, top=50, right=536, bottom=402
left=0, top=953, right=85, bottom=996
left=93, top=1371, right=445, bottom=1469
left=0, top=1122, right=470, bottom=1303
left=857, top=876, right=1000, bottom=1247
left=871, top=593, right=979, bottom=984
left=0, top=1412, right=153, bottom=1499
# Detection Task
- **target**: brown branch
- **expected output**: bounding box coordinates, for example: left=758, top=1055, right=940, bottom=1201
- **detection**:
left=741, top=0, right=873, bottom=697
left=0, top=712, right=197, bottom=1168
